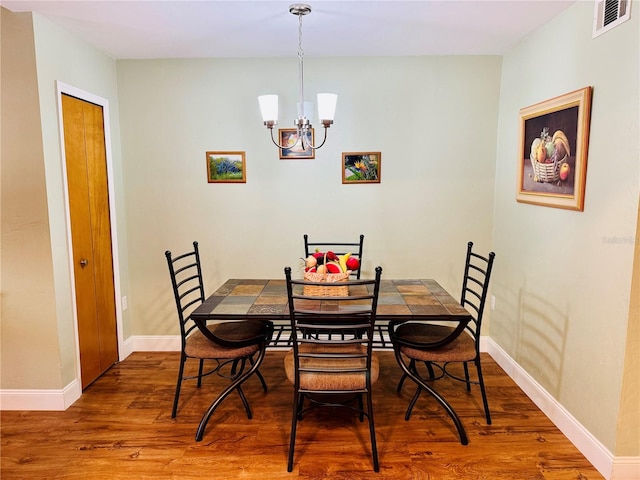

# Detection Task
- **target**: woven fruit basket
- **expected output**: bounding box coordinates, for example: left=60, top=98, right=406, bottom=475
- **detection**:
left=530, top=127, right=571, bottom=184
left=303, top=271, right=350, bottom=296
left=531, top=153, right=568, bottom=183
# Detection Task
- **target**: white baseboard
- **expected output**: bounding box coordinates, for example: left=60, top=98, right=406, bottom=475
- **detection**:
left=0, top=379, right=81, bottom=411
left=125, top=335, right=181, bottom=353
left=1, top=334, right=638, bottom=480
left=0, top=336, right=180, bottom=411
left=485, top=337, right=639, bottom=480
left=611, top=457, right=640, bottom=480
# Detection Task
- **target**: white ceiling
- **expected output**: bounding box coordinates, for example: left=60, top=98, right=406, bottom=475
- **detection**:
left=1, top=0, right=578, bottom=59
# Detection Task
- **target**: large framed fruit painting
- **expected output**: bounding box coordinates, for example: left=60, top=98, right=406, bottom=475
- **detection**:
left=517, top=87, right=592, bottom=211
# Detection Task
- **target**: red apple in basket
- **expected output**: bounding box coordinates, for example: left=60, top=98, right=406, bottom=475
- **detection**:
left=559, top=162, right=570, bottom=181
left=346, top=257, right=360, bottom=270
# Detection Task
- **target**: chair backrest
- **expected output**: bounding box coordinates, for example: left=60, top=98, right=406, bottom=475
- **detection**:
left=284, top=265, right=382, bottom=390
left=460, top=242, right=495, bottom=348
left=165, top=241, right=206, bottom=342
left=303, top=234, right=365, bottom=279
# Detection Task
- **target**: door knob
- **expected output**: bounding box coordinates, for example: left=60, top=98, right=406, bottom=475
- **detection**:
left=80, top=259, right=89, bottom=268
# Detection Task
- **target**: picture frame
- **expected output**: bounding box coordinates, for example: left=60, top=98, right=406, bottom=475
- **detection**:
left=342, top=152, right=381, bottom=184
left=206, top=151, right=246, bottom=183
left=278, top=128, right=315, bottom=159
left=517, top=87, right=592, bottom=211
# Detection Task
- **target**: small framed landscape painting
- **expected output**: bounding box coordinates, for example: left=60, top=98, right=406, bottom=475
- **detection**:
left=342, top=152, right=381, bottom=184
left=279, top=128, right=315, bottom=159
left=206, top=151, right=246, bottom=183
left=517, top=87, right=592, bottom=211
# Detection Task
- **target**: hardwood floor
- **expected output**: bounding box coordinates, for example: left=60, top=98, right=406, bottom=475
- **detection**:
left=1, top=351, right=603, bottom=479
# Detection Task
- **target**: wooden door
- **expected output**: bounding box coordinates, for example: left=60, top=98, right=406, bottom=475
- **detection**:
left=61, top=94, right=118, bottom=389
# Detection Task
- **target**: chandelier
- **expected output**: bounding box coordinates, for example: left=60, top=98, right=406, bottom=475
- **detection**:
left=258, top=4, right=337, bottom=151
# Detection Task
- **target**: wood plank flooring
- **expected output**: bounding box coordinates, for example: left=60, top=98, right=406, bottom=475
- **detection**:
left=1, top=351, right=603, bottom=479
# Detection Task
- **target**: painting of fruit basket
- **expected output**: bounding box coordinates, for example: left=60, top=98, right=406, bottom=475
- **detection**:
left=517, top=87, right=592, bottom=211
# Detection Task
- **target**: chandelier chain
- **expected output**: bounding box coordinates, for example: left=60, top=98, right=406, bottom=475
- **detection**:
left=297, top=11, right=305, bottom=120
left=258, top=4, right=335, bottom=152
left=298, top=11, right=305, bottom=60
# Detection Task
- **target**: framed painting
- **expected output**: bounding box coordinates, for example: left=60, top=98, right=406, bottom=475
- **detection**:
left=206, top=151, right=246, bottom=183
left=517, top=87, right=592, bottom=211
left=342, top=152, right=381, bottom=184
left=278, top=128, right=315, bottom=159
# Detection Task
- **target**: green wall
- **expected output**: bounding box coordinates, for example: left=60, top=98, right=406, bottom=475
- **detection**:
left=116, top=56, right=501, bottom=337
left=1, top=0, right=637, bottom=463
left=1, top=8, right=60, bottom=390
left=492, top=1, right=639, bottom=454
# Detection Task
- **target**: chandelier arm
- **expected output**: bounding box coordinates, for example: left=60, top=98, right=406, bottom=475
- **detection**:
left=268, top=127, right=293, bottom=150
left=302, top=126, right=329, bottom=150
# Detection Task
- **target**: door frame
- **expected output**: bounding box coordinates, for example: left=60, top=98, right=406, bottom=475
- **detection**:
left=55, top=81, right=125, bottom=387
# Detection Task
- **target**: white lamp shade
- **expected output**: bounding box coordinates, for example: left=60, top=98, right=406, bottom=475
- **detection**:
left=258, top=94, right=279, bottom=122
left=317, top=93, right=337, bottom=122
left=296, top=101, right=314, bottom=120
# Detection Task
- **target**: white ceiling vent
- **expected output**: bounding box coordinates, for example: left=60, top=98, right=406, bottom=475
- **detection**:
left=593, top=0, right=632, bottom=38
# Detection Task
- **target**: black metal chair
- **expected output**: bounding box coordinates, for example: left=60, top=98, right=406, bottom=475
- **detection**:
left=303, top=234, right=365, bottom=279
left=165, top=241, right=273, bottom=441
left=270, top=234, right=366, bottom=348
left=389, top=242, right=496, bottom=443
left=283, top=265, right=382, bottom=472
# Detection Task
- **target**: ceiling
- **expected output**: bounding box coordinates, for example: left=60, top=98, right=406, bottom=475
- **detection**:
left=1, top=0, right=577, bottom=59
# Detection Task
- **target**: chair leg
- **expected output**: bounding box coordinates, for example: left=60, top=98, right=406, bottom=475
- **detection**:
left=475, top=357, right=491, bottom=425
left=426, top=361, right=436, bottom=379
left=235, top=384, right=252, bottom=419
left=358, top=394, right=365, bottom=422
left=396, top=373, right=408, bottom=392
left=377, top=324, right=385, bottom=347
left=172, top=353, right=187, bottom=418
left=255, top=370, right=268, bottom=392
left=227, top=359, right=253, bottom=421
left=196, top=358, right=204, bottom=388
left=405, top=386, right=422, bottom=420
left=393, top=349, right=468, bottom=445
left=287, top=391, right=300, bottom=472
left=463, top=361, right=471, bottom=392
left=230, top=358, right=240, bottom=375
left=195, top=345, right=267, bottom=441
left=249, top=355, right=268, bottom=392
left=396, top=358, right=416, bottom=392
left=297, top=394, right=305, bottom=420
left=366, top=391, right=379, bottom=472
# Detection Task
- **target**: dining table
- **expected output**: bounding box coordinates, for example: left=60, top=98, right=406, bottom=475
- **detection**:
left=190, top=277, right=473, bottom=443
left=191, top=277, right=471, bottom=349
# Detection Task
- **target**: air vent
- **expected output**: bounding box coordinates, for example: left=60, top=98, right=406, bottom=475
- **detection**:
left=593, top=0, right=631, bottom=38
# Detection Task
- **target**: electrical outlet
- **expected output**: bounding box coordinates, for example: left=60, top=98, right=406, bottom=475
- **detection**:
left=490, top=295, right=495, bottom=311
left=122, top=296, right=128, bottom=311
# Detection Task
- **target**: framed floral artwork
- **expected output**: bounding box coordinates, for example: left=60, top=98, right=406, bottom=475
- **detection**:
left=206, top=151, right=246, bottom=183
left=342, top=152, right=381, bottom=184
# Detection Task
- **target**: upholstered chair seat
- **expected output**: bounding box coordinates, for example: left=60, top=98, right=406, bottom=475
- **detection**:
left=284, top=343, right=379, bottom=391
